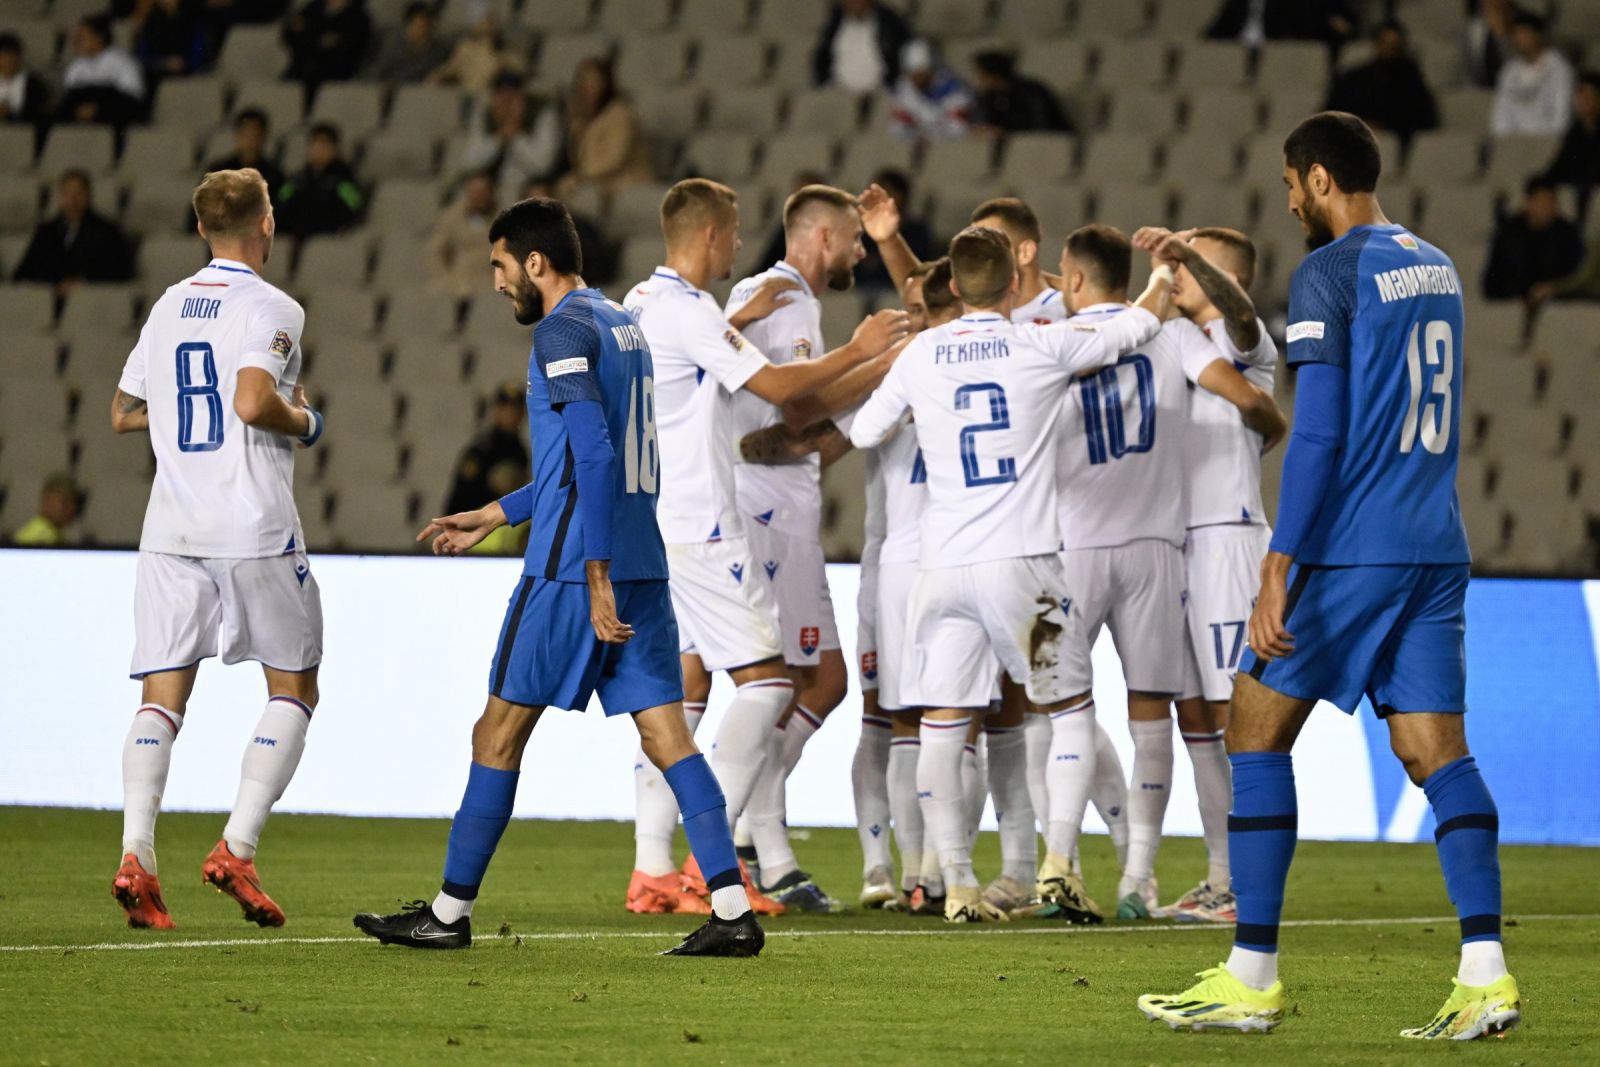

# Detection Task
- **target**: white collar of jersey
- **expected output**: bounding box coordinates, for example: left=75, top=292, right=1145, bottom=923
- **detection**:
left=771, top=260, right=815, bottom=298
left=1073, top=301, right=1129, bottom=317
left=650, top=265, right=702, bottom=297
left=205, top=258, right=256, bottom=276
left=957, top=311, right=1006, bottom=323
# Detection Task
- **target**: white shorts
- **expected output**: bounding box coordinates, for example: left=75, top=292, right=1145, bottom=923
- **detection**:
left=1180, top=523, right=1272, bottom=702
left=901, top=555, right=1092, bottom=710
left=666, top=538, right=782, bottom=674
left=131, top=550, right=323, bottom=678
left=875, top=559, right=918, bottom=710
left=857, top=551, right=880, bottom=692
left=1059, top=539, right=1187, bottom=694
left=745, top=523, right=840, bottom=667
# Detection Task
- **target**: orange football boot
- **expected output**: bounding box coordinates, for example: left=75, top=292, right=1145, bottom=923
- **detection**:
left=626, top=870, right=712, bottom=914
left=202, top=840, right=286, bottom=927
left=112, top=854, right=175, bottom=929
left=682, top=854, right=785, bottom=916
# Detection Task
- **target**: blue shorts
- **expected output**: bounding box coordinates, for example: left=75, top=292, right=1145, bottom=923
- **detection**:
left=1239, top=563, right=1468, bottom=715
left=488, top=577, right=683, bottom=715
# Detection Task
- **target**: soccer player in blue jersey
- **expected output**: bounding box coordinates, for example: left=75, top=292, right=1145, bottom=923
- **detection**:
left=1139, top=113, right=1520, bottom=1038
left=354, top=198, right=761, bottom=957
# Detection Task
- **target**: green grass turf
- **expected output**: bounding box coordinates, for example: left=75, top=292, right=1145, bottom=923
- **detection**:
left=3, top=806, right=1596, bottom=1065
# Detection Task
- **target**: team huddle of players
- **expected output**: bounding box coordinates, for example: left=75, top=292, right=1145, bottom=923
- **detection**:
left=620, top=178, right=1289, bottom=925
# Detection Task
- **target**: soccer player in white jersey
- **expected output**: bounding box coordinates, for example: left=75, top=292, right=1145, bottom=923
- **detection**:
left=724, top=184, right=913, bottom=910
left=1131, top=225, right=1287, bottom=923
left=849, top=226, right=1172, bottom=922
left=109, top=168, right=325, bottom=930
left=621, top=179, right=903, bottom=915
left=1052, top=224, right=1286, bottom=922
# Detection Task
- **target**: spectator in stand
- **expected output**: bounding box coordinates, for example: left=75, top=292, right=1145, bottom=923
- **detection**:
left=283, top=0, right=372, bottom=86
left=205, top=108, right=286, bottom=202
left=812, top=0, right=913, bottom=94
left=857, top=168, right=933, bottom=295
left=1326, top=20, right=1439, bottom=148
left=970, top=49, right=1071, bottom=136
left=556, top=57, right=653, bottom=202
left=1483, top=176, right=1584, bottom=303
left=443, top=383, right=529, bottom=556
left=59, top=15, right=146, bottom=126
left=371, top=1, right=450, bottom=85
left=456, top=70, right=561, bottom=205
left=428, top=170, right=496, bottom=297
left=1206, top=0, right=1358, bottom=47
left=756, top=169, right=829, bottom=270
left=1491, top=11, right=1574, bottom=136
left=11, top=474, right=84, bottom=548
left=428, top=11, right=522, bottom=95
left=1540, top=71, right=1600, bottom=221
left=275, top=123, right=365, bottom=238
left=133, top=0, right=210, bottom=82
left=0, top=32, right=50, bottom=126
left=1530, top=242, right=1600, bottom=306
left=523, top=178, right=617, bottom=286
left=888, top=39, right=972, bottom=142
left=14, top=170, right=135, bottom=293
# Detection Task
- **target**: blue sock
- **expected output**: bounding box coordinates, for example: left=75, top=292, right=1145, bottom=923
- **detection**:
left=1229, top=752, right=1297, bottom=953
left=1423, top=755, right=1502, bottom=944
left=440, top=762, right=520, bottom=900
left=662, top=753, right=741, bottom=894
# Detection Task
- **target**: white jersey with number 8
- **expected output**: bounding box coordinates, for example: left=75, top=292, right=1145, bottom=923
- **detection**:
left=118, top=258, right=306, bottom=559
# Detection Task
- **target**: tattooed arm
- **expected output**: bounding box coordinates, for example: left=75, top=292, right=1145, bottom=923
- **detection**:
left=110, top=388, right=149, bottom=434
left=1132, top=226, right=1262, bottom=353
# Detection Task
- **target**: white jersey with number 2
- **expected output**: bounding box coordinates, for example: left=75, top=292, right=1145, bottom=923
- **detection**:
left=118, top=258, right=306, bottom=559
left=849, top=308, right=1162, bottom=568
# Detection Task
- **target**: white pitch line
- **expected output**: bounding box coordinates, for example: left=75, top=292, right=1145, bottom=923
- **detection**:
left=4, top=913, right=1596, bottom=955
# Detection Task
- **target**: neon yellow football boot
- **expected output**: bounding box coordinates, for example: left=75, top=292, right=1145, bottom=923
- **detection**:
left=1138, top=964, right=1287, bottom=1033
left=1400, top=974, right=1521, bottom=1040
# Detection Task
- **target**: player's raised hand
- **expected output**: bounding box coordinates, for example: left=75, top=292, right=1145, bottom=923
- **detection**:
left=585, top=560, right=635, bottom=644
left=851, top=308, right=913, bottom=356
left=857, top=183, right=901, bottom=242
left=728, top=276, right=799, bottom=327
left=1247, top=554, right=1296, bottom=662
left=1131, top=226, right=1194, bottom=267
left=417, top=505, right=501, bottom=555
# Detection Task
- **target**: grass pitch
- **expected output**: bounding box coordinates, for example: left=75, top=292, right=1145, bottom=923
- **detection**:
left=4, top=806, right=1597, bottom=1065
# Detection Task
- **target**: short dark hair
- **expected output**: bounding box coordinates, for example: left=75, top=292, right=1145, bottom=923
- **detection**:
left=404, top=1, right=433, bottom=20
left=783, top=184, right=857, bottom=234
left=489, top=197, right=583, bottom=274
left=308, top=122, right=340, bottom=144
left=920, top=256, right=957, bottom=314
left=872, top=167, right=911, bottom=201
left=1511, top=12, right=1547, bottom=34
left=1373, top=18, right=1406, bottom=39
left=970, top=197, right=1042, bottom=244
left=234, top=107, right=268, bottom=131
left=948, top=226, right=1015, bottom=308
left=0, top=32, right=21, bottom=54
left=79, top=15, right=112, bottom=45
left=973, top=50, right=1017, bottom=78
left=59, top=167, right=92, bottom=191
left=1579, top=71, right=1600, bottom=94
left=1524, top=175, right=1558, bottom=197
left=1282, top=110, right=1381, bottom=194
left=1188, top=226, right=1257, bottom=290
left=1064, top=223, right=1131, bottom=293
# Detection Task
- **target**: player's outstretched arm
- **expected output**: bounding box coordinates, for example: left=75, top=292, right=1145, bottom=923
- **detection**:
left=777, top=325, right=912, bottom=430
left=1134, top=226, right=1263, bottom=353
left=739, top=424, right=817, bottom=464
left=726, top=276, right=801, bottom=331
left=744, top=309, right=911, bottom=414
left=1194, top=360, right=1288, bottom=451
left=110, top=388, right=148, bottom=434
left=859, top=183, right=921, bottom=293
left=417, top=500, right=509, bottom=555
left=234, top=369, right=321, bottom=444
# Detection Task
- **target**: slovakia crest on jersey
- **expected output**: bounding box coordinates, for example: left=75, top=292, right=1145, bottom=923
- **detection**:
left=792, top=338, right=812, bottom=361
left=800, top=626, right=820, bottom=656
left=860, top=650, right=878, bottom=681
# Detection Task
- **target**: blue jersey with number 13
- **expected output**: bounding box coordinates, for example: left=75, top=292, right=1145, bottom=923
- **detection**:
left=1285, top=224, right=1470, bottom=566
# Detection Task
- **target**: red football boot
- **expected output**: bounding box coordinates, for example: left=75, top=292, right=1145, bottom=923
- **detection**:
left=202, top=840, right=286, bottom=927
left=113, top=853, right=175, bottom=930
left=682, top=855, right=785, bottom=916
left=626, top=870, right=713, bottom=914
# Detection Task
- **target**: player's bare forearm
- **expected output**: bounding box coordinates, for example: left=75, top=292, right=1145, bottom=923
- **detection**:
left=1182, top=247, right=1261, bottom=351
left=813, top=425, right=853, bottom=469
left=585, top=559, right=634, bottom=644
left=417, top=500, right=507, bottom=554
left=739, top=425, right=815, bottom=464
left=110, top=388, right=149, bottom=434
left=781, top=352, right=897, bottom=431
left=234, top=368, right=312, bottom=438
left=878, top=231, right=921, bottom=293
left=1248, top=551, right=1296, bottom=662
left=1244, top=391, right=1289, bottom=452
left=1130, top=266, right=1176, bottom=322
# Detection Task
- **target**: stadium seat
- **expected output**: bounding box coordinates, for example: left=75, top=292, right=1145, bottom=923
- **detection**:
left=328, top=481, right=419, bottom=552
left=925, top=138, right=999, bottom=185
left=1174, top=41, right=1251, bottom=91
left=118, top=128, right=198, bottom=182
left=1080, top=132, right=1154, bottom=185
left=595, top=0, right=674, bottom=35
left=56, top=284, right=137, bottom=345
left=123, top=174, right=202, bottom=236
left=37, top=125, right=115, bottom=178
left=308, top=83, right=386, bottom=144
left=137, top=233, right=208, bottom=285
left=217, top=24, right=290, bottom=82
left=706, top=84, right=783, bottom=135
left=818, top=291, right=866, bottom=345
left=1464, top=351, right=1540, bottom=407
left=301, top=288, right=380, bottom=340
left=536, top=32, right=615, bottom=86
left=1173, top=183, right=1254, bottom=230
left=1185, top=88, right=1260, bottom=136
left=1416, top=185, right=1495, bottom=249
left=0, top=174, right=40, bottom=230
left=151, top=76, right=227, bottom=131
left=926, top=180, right=999, bottom=241
left=367, top=180, right=445, bottom=240
left=1091, top=184, right=1172, bottom=235
left=682, top=131, right=759, bottom=181
left=919, top=0, right=994, bottom=37
left=614, top=234, right=663, bottom=295
left=362, top=128, right=439, bottom=179
left=78, top=477, right=149, bottom=546
left=837, top=132, right=916, bottom=191
left=615, top=32, right=691, bottom=91
left=1485, top=135, right=1561, bottom=195
left=1480, top=404, right=1566, bottom=459
left=1259, top=84, right=1324, bottom=140
left=5, top=20, right=58, bottom=69
left=691, top=35, right=773, bottom=89
left=1458, top=491, right=1506, bottom=556
left=372, top=232, right=432, bottom=293
left=1073, top=0, right=1152, bottom=37
left=758, top=132, right=839, bottom=182
left=74, top=414, right=154, bottom=485
left=603, top=182, right=668, bottom=240
left=1163, top=132, right=1241, bottom=183
left=1407, top=131, right=1484, bottom=185
left=400, top=377, right=479, bottom=441
left=787, top=89, right=864, bottom=136
left=677, top=0, right=749, bottom=34
left=294, top=480, right=334, bottom=548
left=1438, top=87, right=1493, bottom=132
left=1000, top=132, right=1076, bottom=182
left=1413, top=37, right=1466, bottom=94
left=294, top=233, right=372, bottom=289
left=0, top=125, right=35, bottom=175
left=1469, top=300, right=1529, bottom=351
left=1005, top=179, right=1085, bottom=240
left=232, top=81, right=306, bottom=138
left=0, top=378, right=71, bottom=440
left=1541, top=356, right=1600, bottom=416
left=383, top=291, right=460, bottom=344
left=1103, top=88, right=1179, bottom=135
left=753, top=0, right=830, bottom=38
left=387, top=84, right=466, bottom=144
left=995, top=0, right=1071, bottom=36
left=1149, top=0, right=1215, bottom=38
left=1095, top=40, right=1173, bottom=87
left=1017, top=37, right=1093, bottom=98
left=322, top=436, right=405, bottom=495
left=1528, top=304, right=1600, bottom=360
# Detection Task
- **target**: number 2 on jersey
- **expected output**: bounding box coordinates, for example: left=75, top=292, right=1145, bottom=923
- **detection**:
left=176, top=342, right=224, bottom=453
left=955, top=382, right=1016, bottom=487
left=624, top=374, right=658, bottom=494
left=1399, top=320, right=1453, bottom=454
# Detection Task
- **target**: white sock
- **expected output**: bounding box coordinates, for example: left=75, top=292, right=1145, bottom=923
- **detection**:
left=919, top=718, right=977, bottom=888
left=432, top=890, right=473, bottom=924
left=223, top=696, right=312, bottom=860
left=710, top=884, right=750, bottom=921
left=887, top=736, right=923, bottom=892
left=852, top=714, right=893, bottom=875
left=710, top=681, right=790, bottom=825
left=121, top=703, right=183, bottom=874
left=1458, top=940, right=1509, bottom=986
left=1092, top=717, right=1130, bottom=868
left=746, top=726, right=798, bottom=885
left=1123, top=718, right=1174, bottom=887
left=1226, top=945, right=1278, bottom=990
left=985, top=725, right=1037, bottom=884
left=1023, top=712, right=1051, bottom=836
left=1184, top=729, right=1232, bottom=887
left=633, top=703, right=705, bottom=875
left=1045, top=699, right=1097, bottom=860
left=782, top=705, right=823, bottom=773
left=961, top=740, right=985, bottom=847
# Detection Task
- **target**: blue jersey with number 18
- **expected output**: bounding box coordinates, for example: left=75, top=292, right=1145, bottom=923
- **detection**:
left=1285, top=224, right=1470, bottom=566
left=521, top=288, right=668, bottom=583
